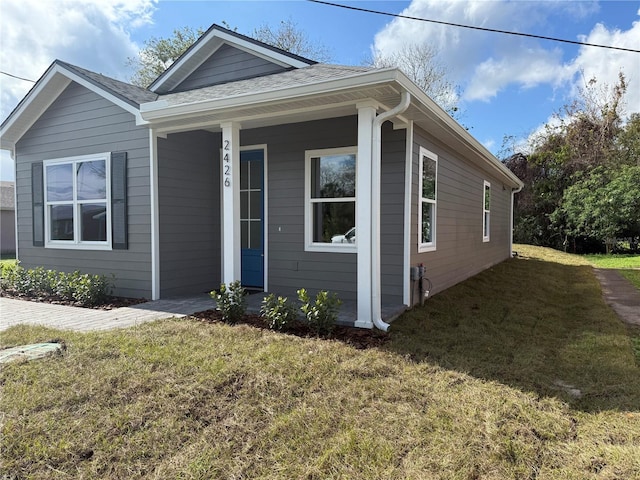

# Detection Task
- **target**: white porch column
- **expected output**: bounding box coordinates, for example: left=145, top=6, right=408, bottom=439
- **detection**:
left=355, top=102, right=377, bottom=329
left=221, top=121, right=241, bottom=285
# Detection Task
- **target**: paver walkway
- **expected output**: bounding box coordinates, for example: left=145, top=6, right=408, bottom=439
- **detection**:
left=0, top=294, right=217, bottom=332
left=593, top=268, right=640, bottom=327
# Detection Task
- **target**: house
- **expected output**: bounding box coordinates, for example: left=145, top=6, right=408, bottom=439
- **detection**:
left=0, top=24, right=523, bottom=330
left=0, top=181, right=16, bottom=256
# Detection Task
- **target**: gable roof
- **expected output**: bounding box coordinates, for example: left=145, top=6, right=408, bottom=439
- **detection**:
left=148, top=23, right=316, bottom=94
left=0, top=60, right=155, bottom=150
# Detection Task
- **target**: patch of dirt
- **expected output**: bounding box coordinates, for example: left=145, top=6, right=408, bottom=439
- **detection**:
left=0, top=291, right=147, bottom=310
left=190, top=309, right=390, bottom=349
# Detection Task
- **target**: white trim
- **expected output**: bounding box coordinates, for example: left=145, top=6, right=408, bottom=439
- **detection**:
left=149, top=130, right=160, bottom=300
left=418, top=147, right=437, bottom=253
left=1, top=62, right=147, bottom=151
left=149, top=26, right=312, bottom=93
left=221, top=122, right=241, bottom=283
left=43, top=152, right=112, bottom=250
left=483, top=180, right=491, bottom=243
left=304, top=146, right=358, bottom=254
left=403, top=121, right=414, bottom=306
left=355, top=104, right=376, bottom=328
left=240, top=144, right=269, bottom=291
left=141, top=69, right=401, bottom=118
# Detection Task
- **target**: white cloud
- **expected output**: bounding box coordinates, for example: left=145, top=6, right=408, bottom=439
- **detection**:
left=568, top=19, right=640, bottom=115
left=0, top=0, right=156, bottom=180
left=372, top=0, right=639, bottom=112
left=0, top=0, right=156, bottom=122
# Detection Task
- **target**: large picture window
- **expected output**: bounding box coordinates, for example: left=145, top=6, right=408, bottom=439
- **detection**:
left=483, top=180, right=491, bottom=242
left=418, top=147, right=437, bottom=252
left=305, top=147, right=356, bottom=252
left=44, top=153, right=111, bottom=249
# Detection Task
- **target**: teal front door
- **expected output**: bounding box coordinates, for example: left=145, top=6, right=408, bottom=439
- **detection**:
left=240, top=150, right=264, bottom=289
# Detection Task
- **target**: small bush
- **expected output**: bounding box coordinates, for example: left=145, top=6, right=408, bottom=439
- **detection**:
left=297, top=288, right=341, bottom=336
left=260, top=293, right=298, bottom=331
left=210, top=281, right=246, bottom=324
left=0, top=264, right=113, bottom=307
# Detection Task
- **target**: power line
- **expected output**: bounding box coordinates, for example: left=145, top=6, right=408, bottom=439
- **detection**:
left=1, top=71, right=36, bottom=83
left=308, top=0, right=640, bottom=54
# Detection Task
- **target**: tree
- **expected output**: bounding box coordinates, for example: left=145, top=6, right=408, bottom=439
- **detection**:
left=128, top=20, right=330, bottom=88
left=504, top=72, right=637, bottom=252
left=556, top=165, right=640, bottom=252
left=368, top=43, right=459, bottom=117
left=127, top=26, right=204, bottom=87
left=252, top=19, right=331, bottom=62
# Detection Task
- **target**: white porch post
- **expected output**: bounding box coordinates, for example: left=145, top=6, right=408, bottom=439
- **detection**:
left=221, top=121, right=241, bottom=285
left=355, top=102, right=377, bottom=329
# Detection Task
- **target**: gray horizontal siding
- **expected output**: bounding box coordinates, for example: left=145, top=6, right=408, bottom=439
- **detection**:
left=380, top=123, right=406, bottom=304
left=409, top=125, right=512, bottom=303
left=175, top=44, right=287, bottom=91
left=15, top=82, right=152, bottom=299
left=238, top=117, right=405, bottom=305
left=157, top=130, right=221, bottom=297
left=242, top=116, right=359, bottom=302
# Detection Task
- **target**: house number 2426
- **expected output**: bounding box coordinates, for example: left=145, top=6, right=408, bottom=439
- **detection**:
left=223, top=140, right=231, bottom=187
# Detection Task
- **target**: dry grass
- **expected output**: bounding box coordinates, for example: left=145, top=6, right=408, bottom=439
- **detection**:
left=1, top=244, right=639, bottom=479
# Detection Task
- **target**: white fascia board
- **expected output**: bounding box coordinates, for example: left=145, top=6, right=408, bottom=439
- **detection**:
left=395, top=73, right=523, bottom=189
left=216, top=30, right=312, bottom=69
left=1, top=64, right=146, bottom=150
left=141, top=68, right=400, bottom=120
left=0, top=67, right=71, bottom=150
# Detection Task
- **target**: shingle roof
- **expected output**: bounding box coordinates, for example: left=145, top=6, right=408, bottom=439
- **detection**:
left=57, top=61, right=158, bottom=107
left=156, top=64, right=374, bottom=106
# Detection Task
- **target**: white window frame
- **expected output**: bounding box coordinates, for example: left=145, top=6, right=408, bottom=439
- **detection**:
left=43, top=152, right=112, bottom=250
left=483, top=180, right=491, bottom=242
left=304, top=146, right=357, bottom=253
left=418, top=147, right=437, bottom=253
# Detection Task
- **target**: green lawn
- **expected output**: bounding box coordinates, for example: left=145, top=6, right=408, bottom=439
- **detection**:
left=1, top=244, right=639, bottom=479
left=584, top=253, right=640, bottom=269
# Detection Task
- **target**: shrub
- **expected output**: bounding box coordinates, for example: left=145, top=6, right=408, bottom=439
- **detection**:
left=260, top=293, right=298, bottom=331
left=297, top=288, right=341, bottom=336
left=0, top=264, right=113, bottom=307
left=210, top=281, right=246, bottom=324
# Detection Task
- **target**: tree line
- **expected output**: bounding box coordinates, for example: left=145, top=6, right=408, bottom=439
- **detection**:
left=504, top=73, right=639, bottom=253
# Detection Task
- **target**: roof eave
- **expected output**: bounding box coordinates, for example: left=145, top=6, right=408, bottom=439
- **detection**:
left=0, top=61, right=147, bottom=151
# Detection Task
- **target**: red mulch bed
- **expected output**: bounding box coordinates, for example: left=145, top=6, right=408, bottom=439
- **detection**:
left=190, top=309, right=390, bottom=349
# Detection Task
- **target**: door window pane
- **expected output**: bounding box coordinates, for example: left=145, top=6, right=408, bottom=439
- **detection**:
left=249, top=220, right=262, bottom=249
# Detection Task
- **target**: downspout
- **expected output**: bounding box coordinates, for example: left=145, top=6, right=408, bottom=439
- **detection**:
left=510, top=185, right=523, bottom=256
left=371, top=91, right=411, bottom=332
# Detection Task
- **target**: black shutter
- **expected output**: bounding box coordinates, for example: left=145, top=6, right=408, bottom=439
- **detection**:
left=32, top=162, right=44, bottom=247
left=111, top=152, right=128, bottom=250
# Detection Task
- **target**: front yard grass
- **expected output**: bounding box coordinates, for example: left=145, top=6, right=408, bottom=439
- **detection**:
left=1, top=244, right=639, bottom=479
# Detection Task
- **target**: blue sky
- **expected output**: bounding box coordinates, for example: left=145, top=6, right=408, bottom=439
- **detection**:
left=1, top=0, right=639, bottom=181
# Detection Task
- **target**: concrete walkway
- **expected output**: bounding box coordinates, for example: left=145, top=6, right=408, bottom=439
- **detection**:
left=0, top=294, right=217, bottom=332
left=593, top=268, right=640, bottom=327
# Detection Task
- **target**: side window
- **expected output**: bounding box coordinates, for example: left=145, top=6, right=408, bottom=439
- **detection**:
left=418, top=147, right=437, bottom=252
left=43, top=153, right=112, bottom=249
left=305, top=147, right=357, bottom=252
left=483, top=180, right=491, bottom=242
